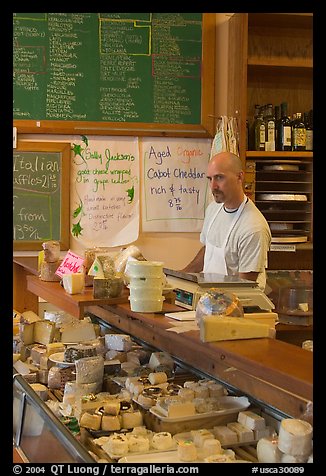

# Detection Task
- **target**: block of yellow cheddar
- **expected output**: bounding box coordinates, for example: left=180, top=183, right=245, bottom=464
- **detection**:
left=199, top=316, right=271, bottom=342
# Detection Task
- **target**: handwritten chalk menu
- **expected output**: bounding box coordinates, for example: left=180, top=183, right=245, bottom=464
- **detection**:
left=13, top=141, right=70, bottom=250
left=70, top=136, right=139, bottom=248
left=13, top=13, right=215, bottom=137
left=141, top=138, right=212, bottom=232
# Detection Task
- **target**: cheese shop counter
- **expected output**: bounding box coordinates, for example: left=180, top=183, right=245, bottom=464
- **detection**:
left=85, top=303, right=312, bottom=421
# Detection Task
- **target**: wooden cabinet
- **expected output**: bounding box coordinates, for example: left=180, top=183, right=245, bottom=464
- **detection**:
left=227, top=13, right=313, bottom=260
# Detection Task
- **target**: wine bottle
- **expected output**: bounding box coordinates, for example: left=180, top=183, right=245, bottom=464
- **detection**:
left=292, top=112, right=306, bottom=151
left=277, top=102, right=292, bottom=151
left=249, top=104, right=260, bottom=150
left=304, top=110, right=313, bottom=151
left=264, top=103, right=275, bottom=151
left=274, top=105, right=281, bottom=150
left=254, top=109, right=265, bottom=151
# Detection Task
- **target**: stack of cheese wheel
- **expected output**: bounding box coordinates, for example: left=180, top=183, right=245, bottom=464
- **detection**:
left=257, top=418, right=313, bottom=463
left=127, top=261, right=165, bottom=312
left=277, top=418, right=313, bottom=463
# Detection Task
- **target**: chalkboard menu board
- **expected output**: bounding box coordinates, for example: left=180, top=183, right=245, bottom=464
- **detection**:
left=13, top=141, right=70, bottom=251
left=13, top=13, right=215, bottom=137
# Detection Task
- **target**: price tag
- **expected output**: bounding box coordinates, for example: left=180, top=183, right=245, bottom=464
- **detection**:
left=55, top=250, right=85, bottom=278
left=270, top=244, right=296, bottom=252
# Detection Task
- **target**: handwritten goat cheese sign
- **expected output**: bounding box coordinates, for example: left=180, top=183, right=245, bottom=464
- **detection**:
left=140, top=138, right=212, bottom=232
left=70, top=136, right=139, bottom=247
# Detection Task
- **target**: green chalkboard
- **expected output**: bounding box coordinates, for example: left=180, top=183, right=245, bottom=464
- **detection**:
left=13, top=13, right=215, bottom=137
left=13, top=141, right=70, bottom=251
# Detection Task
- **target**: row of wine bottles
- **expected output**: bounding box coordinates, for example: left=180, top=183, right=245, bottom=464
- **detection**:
left=246, top=103, right=313, bottom=151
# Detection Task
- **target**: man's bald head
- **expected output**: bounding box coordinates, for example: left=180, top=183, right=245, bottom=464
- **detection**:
left=206, top=152, right=245, bottom=207
left=209, top=152, right=243, bottom=174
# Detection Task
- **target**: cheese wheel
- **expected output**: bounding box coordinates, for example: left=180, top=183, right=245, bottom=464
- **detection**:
left=177, top=440, right=197, bottom=462
left=42, top=240, right=60, bottom=262
left=128, top=435, right=150, bottom=453
left=102, top=433, right=129, bottom=457
left=151, top=432, right=174, bottom=450
left=278, top=418, right=313, bottom=456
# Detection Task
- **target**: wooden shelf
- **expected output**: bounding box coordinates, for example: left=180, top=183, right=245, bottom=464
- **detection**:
left=246, top=151, right=313, bottom=159
left=248, top=58, right=313, bottom=69
left=26, top=275, right=130, bottom=319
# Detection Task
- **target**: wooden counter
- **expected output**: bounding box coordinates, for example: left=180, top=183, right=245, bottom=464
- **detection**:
left=86, top=303, right=313, bottom=420
left=15, top=262, right=313, bottom=421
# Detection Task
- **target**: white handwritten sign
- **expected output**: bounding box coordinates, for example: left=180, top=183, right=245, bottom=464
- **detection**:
left=140, top=138, right=212, bottom=232
left=55, top=250, right=85, bottom=278
left=70, top=136, right=139, bottom=247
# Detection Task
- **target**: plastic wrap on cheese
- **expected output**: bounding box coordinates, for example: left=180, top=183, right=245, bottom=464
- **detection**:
left=195, top=289, right=244, bottom=327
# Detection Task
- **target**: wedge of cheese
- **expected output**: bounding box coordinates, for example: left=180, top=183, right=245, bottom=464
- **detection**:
left=34, top=320, right=56, bottom=345
left=19, top=311, right=42, bottom=345
left=60, top=319, right=96, bottom=343
left=62, top=273, right=85, bottom=294
left=199, top=316, right=271, bottom=342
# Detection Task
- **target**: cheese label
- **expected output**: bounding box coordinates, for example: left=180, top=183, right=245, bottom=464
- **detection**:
left=55, top=250, right=84, bottom=278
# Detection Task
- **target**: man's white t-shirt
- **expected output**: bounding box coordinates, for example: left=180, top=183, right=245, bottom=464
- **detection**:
left=200, top=198, right=271, bottom=290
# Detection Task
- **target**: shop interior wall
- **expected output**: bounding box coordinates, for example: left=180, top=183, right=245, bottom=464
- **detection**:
left=14, top=14, right=233, bottom=270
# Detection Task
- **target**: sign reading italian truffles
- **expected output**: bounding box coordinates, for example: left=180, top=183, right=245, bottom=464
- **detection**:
left=13, top=141, right=70, bottom=250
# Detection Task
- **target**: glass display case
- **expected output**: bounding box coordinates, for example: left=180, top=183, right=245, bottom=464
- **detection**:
left=13, top=370, right=94, bottom=463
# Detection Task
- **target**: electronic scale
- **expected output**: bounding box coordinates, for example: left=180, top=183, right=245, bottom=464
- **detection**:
left=163, top=268, right=278, bottom=325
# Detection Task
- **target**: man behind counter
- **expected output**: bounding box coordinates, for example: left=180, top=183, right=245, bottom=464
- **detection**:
left=182, top=151, right=271, bottom=291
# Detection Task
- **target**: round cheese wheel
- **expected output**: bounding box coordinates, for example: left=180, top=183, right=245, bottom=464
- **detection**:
left=278, top=418, right=313, bottom=456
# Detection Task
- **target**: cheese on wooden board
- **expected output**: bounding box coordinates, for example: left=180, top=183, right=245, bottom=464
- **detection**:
left=62, top=273, right=85, bottom=294
left=199, top=316, right=271, bottom=342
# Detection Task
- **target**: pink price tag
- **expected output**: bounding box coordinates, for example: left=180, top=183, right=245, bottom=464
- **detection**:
left=55, top=250, right=85, bottom=278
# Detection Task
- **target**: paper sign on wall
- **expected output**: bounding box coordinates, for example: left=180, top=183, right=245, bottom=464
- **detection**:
left=140, top=138, right=212, bottom=232
left=70, top=136, right=139, bottom=248
left=55, top=250, right=85, bottom=278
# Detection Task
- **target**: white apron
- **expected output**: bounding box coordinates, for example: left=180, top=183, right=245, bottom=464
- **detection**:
left=203, top=197, right=248, bottom=275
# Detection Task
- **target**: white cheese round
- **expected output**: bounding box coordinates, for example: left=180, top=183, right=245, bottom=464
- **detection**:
left=278, top=418, right=313, bottom=456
